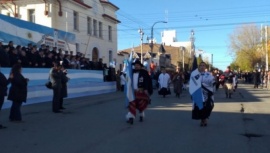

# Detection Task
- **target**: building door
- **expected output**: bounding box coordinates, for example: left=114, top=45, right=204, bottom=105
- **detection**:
left=92, top=47, right=99, bottom=62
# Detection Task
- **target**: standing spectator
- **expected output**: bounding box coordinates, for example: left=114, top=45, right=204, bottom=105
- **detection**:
left=49, top=61, right=62, bottom=113
left=9, top=48, right=20, bottom=66
left=253, top=70, right=261, bottom=88
left=158, top=67, right=171, bottom=98
left=63, top=54, right=71, bottom=69
left=8, top=64, right=29, bottom=122
left=120, top=72, right=126, bottom=92
left=28, top=46, right=38, bottom=67
left=97, top=58, right=104, bottom=70
left=0, top=64, right=9, bottom=128
left=0, top=46, right=10, bottom=67
left=59, top=66, right=69, bottom=110
left=19, top=50, right=30, bottom=67
left=36, top=50, right=46, bottom=67
left=44, top=53, right=54, bottom=68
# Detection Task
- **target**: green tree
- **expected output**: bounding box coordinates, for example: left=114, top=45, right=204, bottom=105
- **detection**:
left=229, top=24, right=262, bottom=71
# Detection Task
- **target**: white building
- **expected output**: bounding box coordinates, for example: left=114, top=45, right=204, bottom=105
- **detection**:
left=0, top=0, right=120, bottom=68
left=161, top=29, right=194, bottom=56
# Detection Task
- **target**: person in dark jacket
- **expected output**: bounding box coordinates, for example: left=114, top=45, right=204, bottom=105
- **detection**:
left=253, top=70, right=261, bottom=88
left=0, top=65, right=9, bottom=128
left=8, top=64, right=29, bottom=122
left=49, top=61, right=63, bottom=113
left=59, top=66, right=69, bottom=110
left=126, top=60, right=153, bottom=125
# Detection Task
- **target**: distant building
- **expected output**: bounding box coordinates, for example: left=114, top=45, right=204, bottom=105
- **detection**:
left=161, top=29, right=195, bottom=58
left=0, top=0, right=120, bottom=69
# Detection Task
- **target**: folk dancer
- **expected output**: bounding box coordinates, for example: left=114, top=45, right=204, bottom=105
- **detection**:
left=223, top=66, right=234, bottom=98
left=126, top=60, right=153, bottom=125
left=189, top=62, right=215, bottom=127
left=158, top=67, right=171, bottom=98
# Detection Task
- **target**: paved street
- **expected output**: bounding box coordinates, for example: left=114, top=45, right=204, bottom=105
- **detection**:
left=0, top=82, right=270, bottom=153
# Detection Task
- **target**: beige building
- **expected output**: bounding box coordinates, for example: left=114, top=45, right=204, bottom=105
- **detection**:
left=0, top=0, right=120, bottom=68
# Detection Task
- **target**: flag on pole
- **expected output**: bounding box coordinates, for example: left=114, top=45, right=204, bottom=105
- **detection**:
left=124, top=50, right=135, bottom=107
left=189, top=55, right=204, bottom=109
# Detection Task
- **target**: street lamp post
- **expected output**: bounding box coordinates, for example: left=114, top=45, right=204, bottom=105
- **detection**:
left=150, top=21, right=167, bottom=62
left=138, top=28, right=144, bottom=62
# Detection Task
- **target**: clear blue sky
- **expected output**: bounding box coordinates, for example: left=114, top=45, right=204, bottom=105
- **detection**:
left=110, top=0, right=270, bottom=70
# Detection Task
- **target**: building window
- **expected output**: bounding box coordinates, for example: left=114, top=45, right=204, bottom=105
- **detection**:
left=73, top=11, right=79, bottom=30
left=87, top=17, right=92, bottom=35
left=93, top=19, right=97, bottom=36
left=109, top=50, right=113, bottom=63
left=108, top=26, right=112, bottom=41
left=28, top=9, right=35, bottom=23
left=99, top=21, right=103, bottom=38
left=75, top=43, right=80, bottom=53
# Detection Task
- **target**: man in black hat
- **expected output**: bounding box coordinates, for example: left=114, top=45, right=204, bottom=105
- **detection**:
left=126, top=60, right=153, bottom=124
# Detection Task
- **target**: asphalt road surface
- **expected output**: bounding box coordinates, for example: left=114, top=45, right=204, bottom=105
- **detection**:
left=0, top=82, right=270, bottom=153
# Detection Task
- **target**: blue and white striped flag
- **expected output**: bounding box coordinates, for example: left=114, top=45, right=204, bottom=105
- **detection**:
left=124, top=50, right=135, bottom=107
left=189, top=55, right=204, bottom=109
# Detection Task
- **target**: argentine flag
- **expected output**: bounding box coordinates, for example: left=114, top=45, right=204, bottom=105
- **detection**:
left=189, top=55, right=204, bottom=109
left=124, top=51, right=135, bottom=107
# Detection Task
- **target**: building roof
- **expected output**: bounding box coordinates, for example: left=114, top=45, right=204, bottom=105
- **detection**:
left=72, top=0, right=92, bottom=9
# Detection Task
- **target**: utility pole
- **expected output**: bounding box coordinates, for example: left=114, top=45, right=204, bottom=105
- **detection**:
left=138, top=28, right=144, bottom=62
left=265, top=26, right=269, bottom=71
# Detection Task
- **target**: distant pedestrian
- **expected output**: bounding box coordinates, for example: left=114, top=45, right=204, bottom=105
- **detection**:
left=172, top=69, right=184, bottom=98
left=223, top=66, right=234, bottom=98
left=0, top=64, right=9, bottom=128
left=8, top=64, right=29, bottom=122
left=158, top=67, right=171, bottom=98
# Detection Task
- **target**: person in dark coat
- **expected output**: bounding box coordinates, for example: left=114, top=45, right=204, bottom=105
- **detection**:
left=253, top=70, right=261, bottom=88
left=59, top=66, right=69, bottom=110
left=0, top=46, right=10, bottom=67
left=0, top=65, right=9, bottom=128
left=126, top=60, right=153, bottom=125
left=49, top=61, right=63, bottom=113
left=8, top=64, right=29, bottom=122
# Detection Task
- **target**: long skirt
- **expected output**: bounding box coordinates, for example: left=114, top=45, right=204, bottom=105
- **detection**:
left=192, top=99, right=214, bottom=120
left=158, top=87, right=170, bottom=96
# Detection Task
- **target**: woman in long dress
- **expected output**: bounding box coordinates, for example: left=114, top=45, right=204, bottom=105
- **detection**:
left=189, top=62, right=215, bottom=127
left=172, top=69, right=184, bottom=98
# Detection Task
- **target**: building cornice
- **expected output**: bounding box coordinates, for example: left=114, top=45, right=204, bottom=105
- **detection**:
left=100, top=0, right=119, bottom=10
left=102, top=14, right=121, bottom=24
left=71, top=0, right=92, bottom=9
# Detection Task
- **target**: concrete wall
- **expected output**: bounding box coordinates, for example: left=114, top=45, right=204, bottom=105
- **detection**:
left=1, top=68, right=116, bottom=109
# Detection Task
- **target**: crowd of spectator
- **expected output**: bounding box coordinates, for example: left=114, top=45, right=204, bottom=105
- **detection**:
left=0, top=41, right=105, bottom=70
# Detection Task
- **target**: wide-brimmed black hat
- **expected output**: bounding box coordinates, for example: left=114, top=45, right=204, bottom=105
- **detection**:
left=132, top=60, right=143, bottom=67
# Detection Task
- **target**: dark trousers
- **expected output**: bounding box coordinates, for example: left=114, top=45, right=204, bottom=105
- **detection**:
left=52, top=87, right=61, bottom=112
left=121, top=85, right=124, bottom=92
left=9, top=101, right=23, bottom=121
left=0, top=96, right=4, bottom=110
left=60, top=97, right=64, bottom=108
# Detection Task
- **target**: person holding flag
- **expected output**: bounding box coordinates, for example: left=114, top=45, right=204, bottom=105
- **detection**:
left=125, top=58, right=153, bottom=125
left=189, top=58, right=215, bottom=127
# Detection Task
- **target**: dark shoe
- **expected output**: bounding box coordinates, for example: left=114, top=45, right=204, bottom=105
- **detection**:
left=53, top=110, right=63, bottom=113
left=139, top=116, right=143, bottom=122
left=127, top=118, right=134, bottom=125
left=0, top=124, right=7, bottom=129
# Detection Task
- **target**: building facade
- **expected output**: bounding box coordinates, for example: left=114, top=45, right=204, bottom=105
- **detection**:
left=0, top=0, right=120, bottom=68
